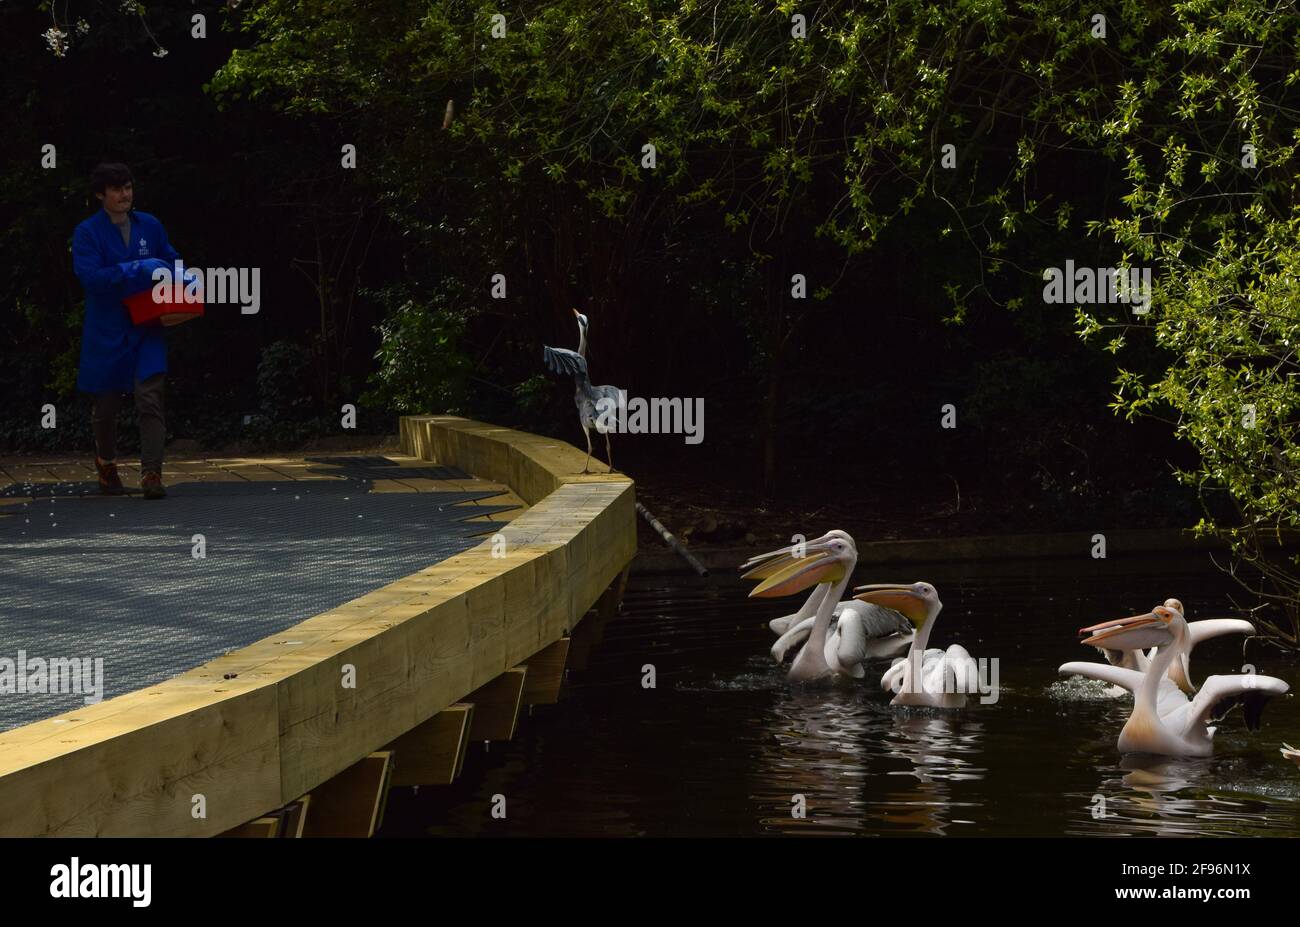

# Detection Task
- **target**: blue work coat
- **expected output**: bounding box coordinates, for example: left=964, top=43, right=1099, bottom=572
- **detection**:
left=73, top=209, right=183, bottom=394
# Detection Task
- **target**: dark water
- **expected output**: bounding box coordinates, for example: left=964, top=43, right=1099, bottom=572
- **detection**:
left=379, top=553, right=1300, bottom=836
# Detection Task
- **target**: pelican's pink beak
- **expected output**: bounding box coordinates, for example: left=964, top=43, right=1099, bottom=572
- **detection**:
left=853, top=583, right=928, bottom=627
left=1080, top=607, right=1174, bottom=651
left=745, top=540, right=846, bottom=598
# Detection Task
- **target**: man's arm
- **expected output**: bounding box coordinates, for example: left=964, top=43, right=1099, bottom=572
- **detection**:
left=71, top=224, right=165, bottom=298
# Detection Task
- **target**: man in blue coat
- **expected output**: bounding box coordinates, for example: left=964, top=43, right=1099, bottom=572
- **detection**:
left=74, top=163, right=183, bottom=499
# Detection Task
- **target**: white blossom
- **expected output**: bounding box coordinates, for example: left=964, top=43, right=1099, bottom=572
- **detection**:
left=42, top=27, right=67, bottom=57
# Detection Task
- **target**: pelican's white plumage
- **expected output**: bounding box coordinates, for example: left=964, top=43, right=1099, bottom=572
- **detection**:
left=853, top=581, right=984, bottom=709
left=769, top=598, right=914, bottom=665
left=742, top=531, right=914, bottom=677
left=1060, top=604, right=1289, bottom=757
left=1093, top=597, right=1256, bottom=697
left=741, top=530, right=873, bottom=682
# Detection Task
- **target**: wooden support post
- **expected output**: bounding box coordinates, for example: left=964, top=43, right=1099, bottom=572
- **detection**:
left=522, top=638, right=570, bottom=705
left=280, top=795, right=311, bottom=838
left=301, top=751, right=394, bottom=838
left=385, top=704, right=474, bottom=787
left=466, top=668, right=528, bottom=741
left=218, top=816, right=281, bottom=838
left=595, top=564, right=629, bottom=621
left=566, top=608, right=601, bottom=672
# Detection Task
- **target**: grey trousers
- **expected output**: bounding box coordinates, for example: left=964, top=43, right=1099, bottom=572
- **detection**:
left=92, top=373, right=165, bottom=473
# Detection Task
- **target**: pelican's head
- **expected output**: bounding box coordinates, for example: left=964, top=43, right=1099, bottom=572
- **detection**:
left=1080, top=605, right=1184, bottom=652
left=851, top=581, right=940, bottom=629
left=742, top=531, right=857, bottom=598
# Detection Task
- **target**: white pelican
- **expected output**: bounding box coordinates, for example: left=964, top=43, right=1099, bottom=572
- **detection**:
left=1059, top=604, right=1290, bottom=757
left=741, top=531, right=914, bottom=670
left=1094, top=597, right=1256, bottom=695
left=853, top=582, right=983, bottom=708
left=742, top=531, right=870, bottom=682
left=1283, top=744, right=1300, bottom=767
left=770, top=598, right=915, bottom=664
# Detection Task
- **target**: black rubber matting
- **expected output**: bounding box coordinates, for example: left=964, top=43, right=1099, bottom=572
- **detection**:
left=0, top=466, right=514, bottom=732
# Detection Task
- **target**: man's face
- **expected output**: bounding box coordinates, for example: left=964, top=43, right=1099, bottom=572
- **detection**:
left=96, top=182, right=133, bottom=213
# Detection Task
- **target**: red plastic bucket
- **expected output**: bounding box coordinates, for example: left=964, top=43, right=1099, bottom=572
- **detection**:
left=124, top=283, right=204, bottom=327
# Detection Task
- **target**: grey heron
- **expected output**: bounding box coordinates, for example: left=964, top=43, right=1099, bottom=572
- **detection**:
left=542, top=324, right=621, bottom=473
left=1060, top=604, right=1289, bottom=757
left=573, top=308, right=589, bottom=358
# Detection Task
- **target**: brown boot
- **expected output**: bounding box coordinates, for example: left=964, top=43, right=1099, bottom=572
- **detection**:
left=141, top=470, right=167, bottom=500
left=95, top=456, right=125, bottom=495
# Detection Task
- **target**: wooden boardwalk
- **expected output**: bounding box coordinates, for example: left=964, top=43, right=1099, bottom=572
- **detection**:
left=0, top=420, right=637, bottom=837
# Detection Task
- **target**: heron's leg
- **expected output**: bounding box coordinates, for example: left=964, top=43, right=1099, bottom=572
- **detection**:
left=582, top=427, right=593, bottom=474
left=604, top=432, right=615, bottom=473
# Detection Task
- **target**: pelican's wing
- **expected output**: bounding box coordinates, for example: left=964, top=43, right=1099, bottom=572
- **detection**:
left=1187, top=619, right=1255, bottom=649
left=942, top=644, right=981, bottom=694
left=1059, top=661, right=1147, bottom=694
left=771, top=615, right=814, bottom=663
left=1097, top=647, right=1149, bottom=671
left=767, top=584, right=828, bottom=629
left=542, top=345, right=587, bottom=377
left=769, top=611, right=801, bottom=635
left=1177, top=673, right=1289, bottom=734
left=838, top=601, right=912, bottom=638
left=827, top=612, right=868, bottom=677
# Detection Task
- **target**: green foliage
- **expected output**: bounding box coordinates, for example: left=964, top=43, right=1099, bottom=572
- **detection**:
left=257, top=340, right=316, bottom=421
left=1062, top=5, right=1300, bottom=644
left=361, top=284, right=472, bottom=415
left=8, top=0, right=1300, bottom=640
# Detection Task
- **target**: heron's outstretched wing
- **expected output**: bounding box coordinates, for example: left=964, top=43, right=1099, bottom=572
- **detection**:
left=543, top=345, right=587, bottom=378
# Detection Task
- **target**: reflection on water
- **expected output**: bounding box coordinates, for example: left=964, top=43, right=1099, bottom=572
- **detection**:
left=378, top=553, right=1300, bottom=837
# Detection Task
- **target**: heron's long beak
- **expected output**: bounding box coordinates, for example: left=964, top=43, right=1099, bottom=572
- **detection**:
left=746, top=543, right=845, bottom=598
left=572, top=308, right=580, bottom=318
left=852, top=583, right=928, bottom=628
left=1079, top=612, right=1171, bottom=651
